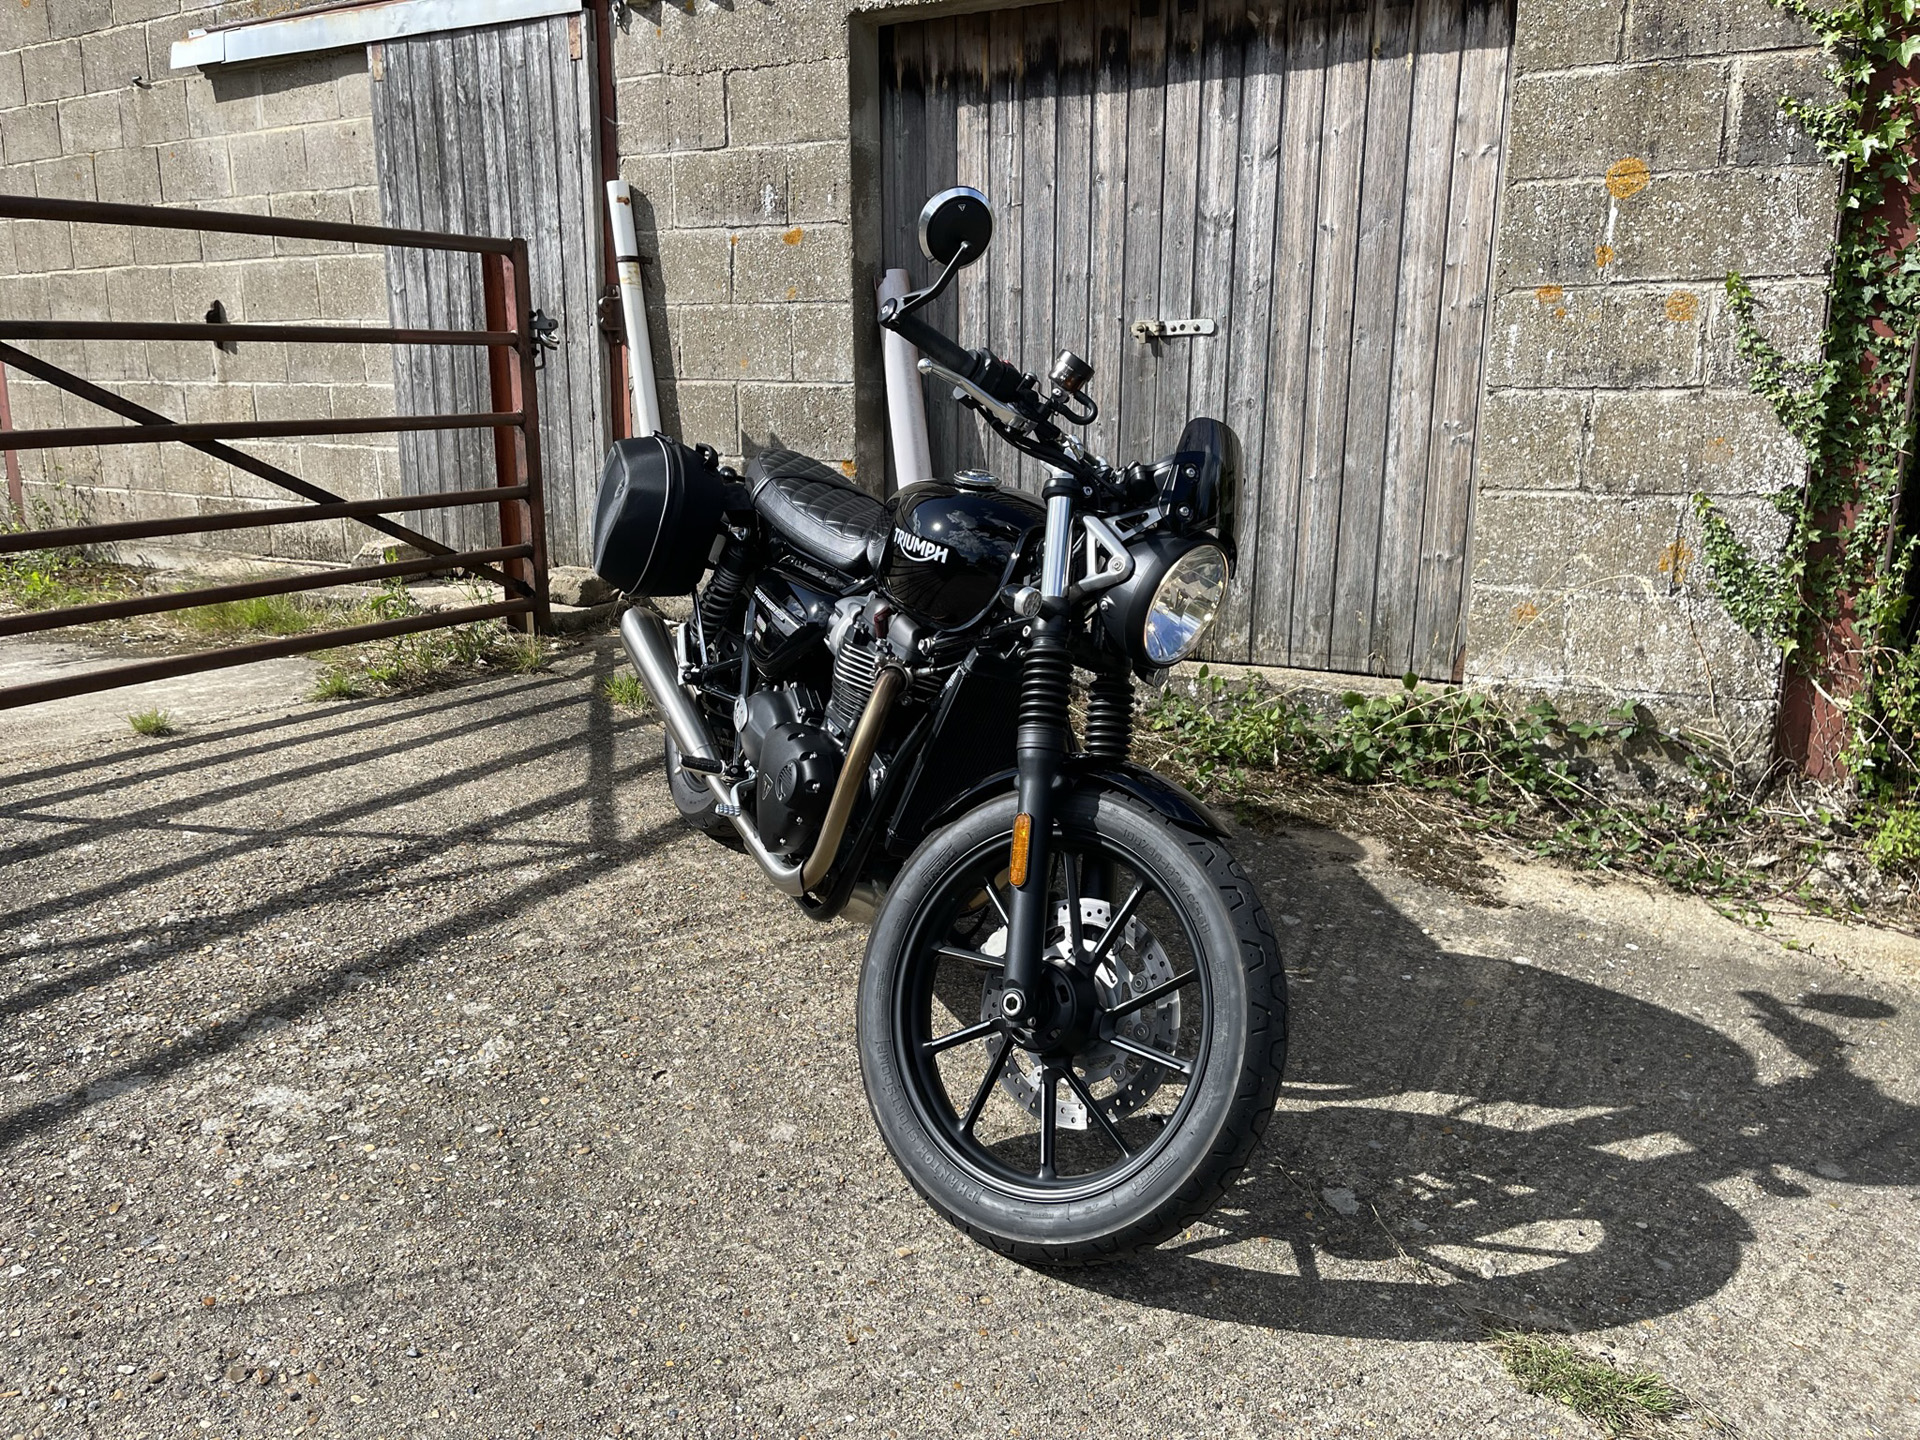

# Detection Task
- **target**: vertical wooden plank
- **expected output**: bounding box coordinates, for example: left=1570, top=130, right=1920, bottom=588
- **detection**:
left=1017, top=9, right=1060, bottom=493
left=1186, top=0, right=1245, bottom=429
left=1412, top=0, right=1510, bottom=678
left=919, top=18, right=961, bottom=482
left=1084, top=0, right=1132, bottom=470
left=1369, top=0, right=1463, bottom=675
left=1151, top=0, right=1204, bottom=460
left=1287, top=0, right=1371, bottom=669
left=448, top=25, right=492, bottom=551
left=522, top=18, right=578, bottom=564
left=404, top=38, right=454, bottom=531
left=547, top=12, right=596, bottom=563
left=1327, top=0, right=1418, bottom=672
left=1050, top=0, right=1097, bottom=424
left=1117, top=0, right=1168, bottom=469
left=571, top=8, right=609, bottom=549
left=1248, top=1, right=1326, bottom=666
left=986, top=9, right=1025, bottom=485
left=952, top=11, right=993, bottom=474
left=1211, top=0, right=1281, bottom=664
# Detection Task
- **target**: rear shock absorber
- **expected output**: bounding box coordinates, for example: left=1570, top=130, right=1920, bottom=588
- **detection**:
left=1081, top=669, right=1134, bottom=762
left=698, top=528, right=752, bottom=637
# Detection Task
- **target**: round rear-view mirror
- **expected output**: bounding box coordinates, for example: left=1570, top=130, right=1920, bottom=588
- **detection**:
left=918, top=187, right=993, bottom=269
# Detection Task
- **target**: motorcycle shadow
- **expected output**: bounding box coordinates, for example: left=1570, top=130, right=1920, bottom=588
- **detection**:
left=1062, top=820, right=1918, bottom=1340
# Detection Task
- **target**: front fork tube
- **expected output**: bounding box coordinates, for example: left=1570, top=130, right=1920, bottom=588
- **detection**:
left=1000, top=476, right=1079, bottom=1025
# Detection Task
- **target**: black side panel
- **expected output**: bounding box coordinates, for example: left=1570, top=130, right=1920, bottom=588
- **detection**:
left=884, top=650, right=1023, bottom=854
left=916, top=758, right=1231, bottom=843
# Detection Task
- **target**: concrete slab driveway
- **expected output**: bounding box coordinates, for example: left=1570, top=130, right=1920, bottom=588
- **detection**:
left=1, top=642, right=1916, bottom=1439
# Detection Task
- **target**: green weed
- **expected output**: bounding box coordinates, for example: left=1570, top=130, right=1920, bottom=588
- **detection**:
left=602, top=672, right=649, bottom=711
left=1866, top=805, right=1920, bottom=875
left=1491, top=1330, right=1685, bottom=1437
left=127, top=708, right=176, bottom=737
left=308, top=666, right=363, bottom=702
left=179, top=594, right=321, bottom=637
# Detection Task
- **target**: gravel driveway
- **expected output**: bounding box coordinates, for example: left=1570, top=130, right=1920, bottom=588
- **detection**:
left=1, top=641, right=1915, bottom=1438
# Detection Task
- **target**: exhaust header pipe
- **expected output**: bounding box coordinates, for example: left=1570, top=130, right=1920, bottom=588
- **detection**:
left=619, top=608, right=898, bottom=900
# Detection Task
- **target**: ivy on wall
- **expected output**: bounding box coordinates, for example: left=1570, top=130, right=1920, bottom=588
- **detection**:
left=1695, top=0, right=1920, bottom=795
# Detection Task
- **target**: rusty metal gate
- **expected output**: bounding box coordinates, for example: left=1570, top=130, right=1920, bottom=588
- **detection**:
left=0, top=195, right=550, bottom=712
left=878, top=0, right=1515, bottom=679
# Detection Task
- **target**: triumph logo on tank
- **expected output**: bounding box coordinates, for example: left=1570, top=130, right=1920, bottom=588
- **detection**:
left=892, top=527, right=950, bottom=565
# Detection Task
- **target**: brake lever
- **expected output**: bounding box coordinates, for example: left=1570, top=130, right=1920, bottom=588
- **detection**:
left=918, top=356, right=1032, bottom=433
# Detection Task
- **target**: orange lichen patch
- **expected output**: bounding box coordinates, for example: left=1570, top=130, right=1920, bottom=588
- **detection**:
left=1664, top=290, right=1700, bottom=323
left=782, top=227, right=805, bottom=245
left=1704, top=435, right=1733, bottom=464
left=1512, top=601, right=1541, bottom=624
left=1658, top=539, right=1692, bottom=583
left=839, top=460, right=857, bottom=478
left=1605, top=157, right=1651, bottom=199
left=1594, top=243, right=1616, bottom=268
left=1534, top=285, right=1565, bottom=305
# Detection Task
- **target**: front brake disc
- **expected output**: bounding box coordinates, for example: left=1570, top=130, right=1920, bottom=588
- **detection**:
left=976, top=899, right=1179, bottom=1131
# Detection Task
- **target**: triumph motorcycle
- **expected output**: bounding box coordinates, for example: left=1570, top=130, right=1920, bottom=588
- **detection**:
left=594, top=188, right=1286, bottom=1262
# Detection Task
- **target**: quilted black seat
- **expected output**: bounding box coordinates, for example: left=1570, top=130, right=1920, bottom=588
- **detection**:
left=745, top=450, right=889, bottom=576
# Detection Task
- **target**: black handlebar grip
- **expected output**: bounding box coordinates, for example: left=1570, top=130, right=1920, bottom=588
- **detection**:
left=881, top=307, right=978, bottom=380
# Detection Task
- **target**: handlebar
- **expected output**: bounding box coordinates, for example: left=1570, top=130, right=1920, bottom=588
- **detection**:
left=879, top=300, right=1112, bottom=484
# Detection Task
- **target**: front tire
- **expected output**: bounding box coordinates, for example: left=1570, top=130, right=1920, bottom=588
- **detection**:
left=857, top=789, right=1286, bottom=1263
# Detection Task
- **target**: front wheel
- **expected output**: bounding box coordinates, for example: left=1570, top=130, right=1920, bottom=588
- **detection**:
left=857, top=789, right=1287, bottom=1263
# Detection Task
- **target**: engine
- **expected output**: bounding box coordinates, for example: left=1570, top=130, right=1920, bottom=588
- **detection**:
left=731, top=591, right=952, bottom=861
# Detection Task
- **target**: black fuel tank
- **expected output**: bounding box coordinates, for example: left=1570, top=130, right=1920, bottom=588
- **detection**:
left=879, top=480, right=1044, bottom=630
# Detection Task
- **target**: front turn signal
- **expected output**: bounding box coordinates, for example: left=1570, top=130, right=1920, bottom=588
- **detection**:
left=1008, top=812, right=1033, bottom=888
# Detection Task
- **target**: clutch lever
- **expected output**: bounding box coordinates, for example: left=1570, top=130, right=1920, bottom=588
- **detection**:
left=918, top=356, right=1032, bottom=433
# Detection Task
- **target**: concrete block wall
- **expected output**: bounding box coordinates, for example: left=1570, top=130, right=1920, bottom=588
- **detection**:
left=0, top=0, right=393, bottom=566
left=607, top=0, right=876, bottom=479
left=1468, top=0, right=1838, bottom=759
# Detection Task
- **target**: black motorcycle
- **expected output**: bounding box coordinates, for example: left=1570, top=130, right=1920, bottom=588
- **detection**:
left=593, top=188, right=1286, bottom=1262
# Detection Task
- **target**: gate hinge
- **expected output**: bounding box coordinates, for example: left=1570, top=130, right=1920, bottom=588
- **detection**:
left=597, top=287, right=624, bottom=344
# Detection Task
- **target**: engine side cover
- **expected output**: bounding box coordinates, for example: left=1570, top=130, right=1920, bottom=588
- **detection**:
left=879, top=480, right=1043, bottom=630
left=754, top=721, right=841, bottom=858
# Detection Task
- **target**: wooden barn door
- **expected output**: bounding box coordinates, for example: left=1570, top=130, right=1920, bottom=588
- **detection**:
left=369, top=14, right=607, bottom=568
left=878, top=0, right=1513, bottom=679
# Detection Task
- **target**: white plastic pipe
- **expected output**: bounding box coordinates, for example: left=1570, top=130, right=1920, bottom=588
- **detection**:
left=605, top=180, right=664, bottom=439
left=876, top=268, right=932, bottom=490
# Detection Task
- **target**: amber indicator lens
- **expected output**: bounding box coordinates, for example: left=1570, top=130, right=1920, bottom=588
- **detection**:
left=1008, top=812, right=1033, bottom=887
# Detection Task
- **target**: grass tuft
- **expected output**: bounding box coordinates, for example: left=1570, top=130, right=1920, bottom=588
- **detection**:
left=497, top=632, right=550, bottom=675
left=602, top=672, right=649, bottom=711
left=1492, top=1330, right=1685, bottom=1437
left=127, top=708, right=177, bottom=738
left=308, top=666, right=363, bottom=702
left=178, top=594, right=320, bottom=637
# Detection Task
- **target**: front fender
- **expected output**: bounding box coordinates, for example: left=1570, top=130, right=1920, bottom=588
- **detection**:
left=920, top=759, right=1230, bottom=842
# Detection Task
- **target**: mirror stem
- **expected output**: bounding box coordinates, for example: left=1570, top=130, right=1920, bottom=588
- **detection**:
left=883, top=243, right=974, bottom=324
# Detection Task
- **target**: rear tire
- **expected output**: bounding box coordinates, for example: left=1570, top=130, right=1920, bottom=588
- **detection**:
left=857, top=788, right=1286, bottom=1263
left=664, top=731, right=743, bottom=850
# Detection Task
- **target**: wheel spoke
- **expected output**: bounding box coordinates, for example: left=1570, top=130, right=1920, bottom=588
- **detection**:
left=1107, top=967, right=1198, bottom=1019
left=1084, top=883, right=1147, bottom=970
left=1061, top=1064, right=1132, bottom=1159
left=923, top=1017, right=1001, bottom=1055
left=1106, top=1033, right=1193, bottom=1078
left=937, top=943, right=1004, bottom=970
left=983, top=882, right=1010, bottom=927
left=960, top=1040, right=1012, bottom=1136
left=1038, top=1067, right=1058, bottom=1179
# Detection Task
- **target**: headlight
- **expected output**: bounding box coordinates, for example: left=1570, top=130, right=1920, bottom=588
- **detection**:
left=1101, top=535, right=1231, bottom=668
